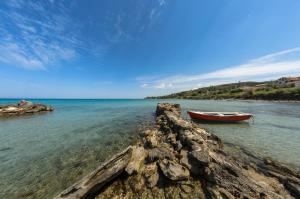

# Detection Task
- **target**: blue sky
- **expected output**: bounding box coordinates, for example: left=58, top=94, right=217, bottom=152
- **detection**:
left=0, top=0, right=300, bottom=98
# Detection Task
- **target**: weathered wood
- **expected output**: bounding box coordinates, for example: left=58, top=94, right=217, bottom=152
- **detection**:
left=54, top=146, right=132, bottom=199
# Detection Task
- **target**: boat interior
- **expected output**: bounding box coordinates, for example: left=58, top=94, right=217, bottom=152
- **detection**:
left=190, top=111, right=248, bottom=116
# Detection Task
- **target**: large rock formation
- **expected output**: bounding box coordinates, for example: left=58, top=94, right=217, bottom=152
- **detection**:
left=0, top=100, right=53, bottom=117
left=55, top=103, right=300, bottom=199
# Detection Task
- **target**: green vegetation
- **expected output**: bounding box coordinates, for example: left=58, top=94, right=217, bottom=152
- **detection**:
left=146, top=81, right=300, bottom=101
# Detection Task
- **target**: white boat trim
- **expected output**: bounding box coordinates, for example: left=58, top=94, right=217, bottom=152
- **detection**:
left=188, top=111, right=251, bottom=117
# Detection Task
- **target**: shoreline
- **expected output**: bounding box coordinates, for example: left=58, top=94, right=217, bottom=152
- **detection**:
left=222, top=98, right=300, bottom=103
left=55, top=103, right=300, bottom=199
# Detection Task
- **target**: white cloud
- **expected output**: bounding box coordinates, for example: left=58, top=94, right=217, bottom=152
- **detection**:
left=154, top=83, right=173, bottom=89
left=149, top=9, right=157, bottom=20
left=251, top=47, right=300, bottom=63
left=135, top=75, right=162, bottom=82
left=108, top=13, right=132, bottom=43
left=146, top=0, right=167, bottom=29
left=158, top=0, right=166, bottom=6
left=0, top=1, right=78, bottom=70
left=0, top=43, right=45, bottom=70
left=6, top=0, right=22, bottom=8
left=139, top=48, right=300, bottom=90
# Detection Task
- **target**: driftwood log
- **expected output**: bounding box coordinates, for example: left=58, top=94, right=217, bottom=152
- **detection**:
left=54, top=147, right=133, bottom=199
left=55, top=103, right=300, bottom=199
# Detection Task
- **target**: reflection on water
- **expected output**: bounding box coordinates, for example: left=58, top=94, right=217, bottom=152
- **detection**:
left=179, top=100, right=300, bottom=170
left=191, top=118, right=251, bottom=126
left=0, top=99, right=299, bottom=199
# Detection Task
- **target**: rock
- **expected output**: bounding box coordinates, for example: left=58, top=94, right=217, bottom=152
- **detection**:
left=164, top=185, right=181, bottom=198
left=285, top=181, right=300, bottom=198
left=180, top=184, right=192, bottom=193
left=18, top=100, right=33, bottom=108
left=180, top=150, right=191, bottom=169
left=4, top=107, right=20, bottom=112
left=178, top=130, right=206, bottom=149
left=156, top=103, right=181, bottom=117
left=143, top=163, right=159, bottom=188
left=166, top=133, right=177, bottom=146
left=125, top=146, right=145, bottom=175
left=207, top=186, right=235, bottom=199
left=189, top=150, right=210, bottom=166
left=180, top=149, right=202, bottom=175
left=147, top=147, right=175, bottom=162
left=174, top=140, right=182, bottom=151
left=143, top=130, right=159, bottom=148
left=158, top=159, right=190, bottom=181
left=0, top=101, right=53, bottom=117
left=128, top=173, right=145, bottom=192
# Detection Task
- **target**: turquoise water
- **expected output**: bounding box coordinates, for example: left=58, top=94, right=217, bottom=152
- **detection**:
left=0, top=99, right=299, bottom=199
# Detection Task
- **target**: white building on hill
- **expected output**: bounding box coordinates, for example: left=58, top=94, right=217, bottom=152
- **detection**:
left=275, top=77, right=300, bottom=87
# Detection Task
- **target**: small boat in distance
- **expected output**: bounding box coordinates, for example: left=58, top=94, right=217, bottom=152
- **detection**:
left=187, top=111, right=253, bottom=122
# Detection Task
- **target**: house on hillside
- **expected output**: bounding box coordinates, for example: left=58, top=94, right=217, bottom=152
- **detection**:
left=275, top=77, right=300, bottom=87
left=241, top=86, right=253, bottom=91
left=254, top=84, right=268, bottom=90
left=241, top=84, right=267, bottom=91
left=295, top=81, right=300, bottom=89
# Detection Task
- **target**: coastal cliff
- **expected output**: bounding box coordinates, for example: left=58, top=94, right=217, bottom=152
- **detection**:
left=55, top=103, right=300, bottom=199
left=0, top=100, right=54, bottom=117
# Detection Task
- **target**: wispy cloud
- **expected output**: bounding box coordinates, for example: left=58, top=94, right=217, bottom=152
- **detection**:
left=106, top=0, right=168, bottom=43
left=148, top=0, right=167, bottom=28
left=0, top=0, right=170, bottom=70
left=139, top=48, right=300, bottom=90
left=0, top=43, right=44, bottom=70
left=158, top=0, right=166, bottom=6
left=0, top=0, right=78, bottom=70
left=108, top=13, right=132, bottom=43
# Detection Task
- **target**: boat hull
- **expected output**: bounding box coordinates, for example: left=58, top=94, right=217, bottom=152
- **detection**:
left=187, top=111, right=252, bottom=122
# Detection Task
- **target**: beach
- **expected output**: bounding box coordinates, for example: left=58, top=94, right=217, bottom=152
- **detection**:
left=0, top=99, right=299, bottom=199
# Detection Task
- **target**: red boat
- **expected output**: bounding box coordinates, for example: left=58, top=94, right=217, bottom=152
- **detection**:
left=187, top=111, right=252, bottom=122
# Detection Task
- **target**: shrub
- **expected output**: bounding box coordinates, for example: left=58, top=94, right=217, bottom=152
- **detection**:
left=230, top=88, right=242, bottom=93
left=242, top=89, right=253, bottom=98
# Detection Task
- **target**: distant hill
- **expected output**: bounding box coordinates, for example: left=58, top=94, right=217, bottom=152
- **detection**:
left=146, top=79, right=300, bottom=101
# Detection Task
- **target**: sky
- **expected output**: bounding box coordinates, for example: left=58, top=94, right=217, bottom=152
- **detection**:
left=0, top=0, right=300, bottom=98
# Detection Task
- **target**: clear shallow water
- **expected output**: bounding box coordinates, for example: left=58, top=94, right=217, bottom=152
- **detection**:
left=0, top=99, right=299, bottom=199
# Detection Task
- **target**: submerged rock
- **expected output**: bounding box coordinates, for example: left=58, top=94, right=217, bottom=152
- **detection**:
left=55, top=103, right=300, bottom=199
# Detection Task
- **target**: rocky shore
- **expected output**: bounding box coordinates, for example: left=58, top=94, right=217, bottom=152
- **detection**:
left=0, top=100, right=54, bottom=117
left=55, top=103, right=300, bottom=199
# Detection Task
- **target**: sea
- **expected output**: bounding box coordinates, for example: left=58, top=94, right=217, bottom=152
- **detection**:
left=0, top=99, right=299, bottom=199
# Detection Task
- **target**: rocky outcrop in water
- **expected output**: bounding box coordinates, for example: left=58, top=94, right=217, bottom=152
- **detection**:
left=55, top=103, right=300, bottom=199
left=0, top=100, right=54, bottom=117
